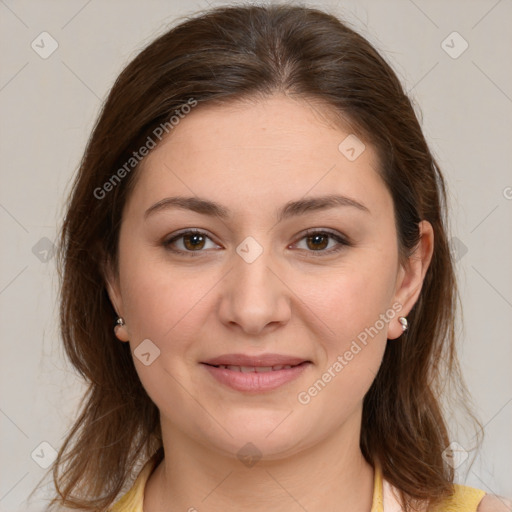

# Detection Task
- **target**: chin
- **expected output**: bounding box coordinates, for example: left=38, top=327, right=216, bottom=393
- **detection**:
left=196, top=410, right=318, bottom=463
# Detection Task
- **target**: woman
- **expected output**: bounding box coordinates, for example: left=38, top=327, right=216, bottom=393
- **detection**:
left=40, top=4, right=509, bottom=512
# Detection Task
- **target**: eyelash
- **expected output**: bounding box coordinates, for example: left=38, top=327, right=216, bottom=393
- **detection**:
left=163, top=228, right=351, bottom=258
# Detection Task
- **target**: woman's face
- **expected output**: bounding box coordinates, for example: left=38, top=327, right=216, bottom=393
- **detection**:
left=107, top=93, right=430, bottom=460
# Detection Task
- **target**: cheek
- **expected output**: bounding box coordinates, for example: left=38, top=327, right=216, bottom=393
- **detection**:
left=117, top=225, right=215, bottom=343
left=116, top=258, right=211, bottom=416
left=290, top=250, right=397, bottom=411
left=121, top=267, right=211, bottom=346
left=295, top=255, right=397, bottom=348
left=292, top=268, right=392, bottom=432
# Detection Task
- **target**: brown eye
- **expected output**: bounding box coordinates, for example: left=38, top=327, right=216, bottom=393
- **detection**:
left=293, top=229, right=351, bottom=256
left=305, top=233, right=329, bottom=251
left=164, top=229, right=219, bottom=255
left=182, top=233, right=206, bottom=251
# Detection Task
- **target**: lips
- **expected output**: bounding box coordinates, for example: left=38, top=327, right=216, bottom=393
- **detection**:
left=200, top=353, right=312, bottom=392
left=202, top=353, right=309, bottom=367
left=210, top=364, right=299, bottom=373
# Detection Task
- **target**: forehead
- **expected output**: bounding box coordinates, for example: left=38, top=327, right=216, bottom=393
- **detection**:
left=125, top=94, right=392, bottom=221
left=150, top=94, right=364, bottom=160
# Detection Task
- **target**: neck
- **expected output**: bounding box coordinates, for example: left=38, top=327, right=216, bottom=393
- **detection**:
left=144, top=410, right=375, bottom=512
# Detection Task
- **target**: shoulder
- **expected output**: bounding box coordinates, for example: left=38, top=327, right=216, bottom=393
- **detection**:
left=110, top=454, right=161, bottom=511
left=476, top=493, right=512, bottom=512
left=429, top=484, right=504, bottom=512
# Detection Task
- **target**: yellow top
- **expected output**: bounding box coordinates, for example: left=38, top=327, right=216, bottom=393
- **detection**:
left=109, top=454, right=487, bottom=512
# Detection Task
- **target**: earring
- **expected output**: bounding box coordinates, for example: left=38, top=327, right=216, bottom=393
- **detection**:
left=114, top=317, right=129, bottom=342
left=398, top=316, right=408, bottom=332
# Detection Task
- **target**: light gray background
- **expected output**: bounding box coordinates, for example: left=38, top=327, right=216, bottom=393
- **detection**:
left=1, top=0, right=511, bottom=510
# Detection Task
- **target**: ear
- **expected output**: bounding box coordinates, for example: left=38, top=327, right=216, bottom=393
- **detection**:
left=388, top=220, right=434, bottom=340
left=102, top=255, right=130, bottom=342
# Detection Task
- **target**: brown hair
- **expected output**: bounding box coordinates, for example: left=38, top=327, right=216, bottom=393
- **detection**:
left=35, top=3, right=483, bottom=511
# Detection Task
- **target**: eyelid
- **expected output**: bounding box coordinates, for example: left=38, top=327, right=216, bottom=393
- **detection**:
left=163, top=228, right=220, bottom=252
left=163, top=228, right=352, bottom=256
left=294, top=228, right=351, bottom=246
left=289, top=228, right=352, bottom=256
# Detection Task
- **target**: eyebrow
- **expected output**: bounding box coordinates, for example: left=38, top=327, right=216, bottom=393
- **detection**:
left=144, top=194, right=370, bottom=222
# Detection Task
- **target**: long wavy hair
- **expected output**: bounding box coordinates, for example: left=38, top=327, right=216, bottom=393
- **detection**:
left=33, top=4, right=483, bottom=511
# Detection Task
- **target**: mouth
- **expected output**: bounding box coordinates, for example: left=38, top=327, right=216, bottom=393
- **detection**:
left=201, top=353, right=311, bottom=367
left=202, top=362, right=308, bottom=372
left=200, top=355, right=312, bottom=393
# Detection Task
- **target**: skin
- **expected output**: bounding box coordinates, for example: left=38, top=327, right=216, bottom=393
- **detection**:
left=106, top=93, right=434, bottom=512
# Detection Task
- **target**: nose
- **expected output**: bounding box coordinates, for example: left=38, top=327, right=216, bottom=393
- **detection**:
left=217, top=240, right=291, bottom=336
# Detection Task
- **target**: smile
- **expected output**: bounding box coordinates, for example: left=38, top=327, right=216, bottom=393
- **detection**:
left=201, top=361, right=311, bottom=392
left=209, top=363, right=299, bottom=372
